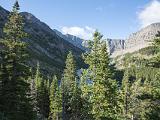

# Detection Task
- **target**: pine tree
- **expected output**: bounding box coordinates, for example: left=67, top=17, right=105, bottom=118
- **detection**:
left=80, top=69, right=94, bottom=120
left=121, top=69, right=131, bottom=119
left=70, top=79, right=83, bottom=120
left=49, top=76, right=62, bottom=120
left=29, top=68, right=38, bottom=117
left=82, top=31, right=120, bottom=120
left=62, top=51, right=77, bottom=120
left=120, top=61, right=160, bottom=120
left=0, top=1, right=35, bottom=119
left=34, top=63, right=50, bottom=119
left=135, top=31, right=160, bottom=119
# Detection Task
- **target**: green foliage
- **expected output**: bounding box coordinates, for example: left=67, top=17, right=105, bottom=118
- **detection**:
left=70, top=80, right=83, bottom=120
left=151, top=31, right=160, bottom=68
left=82, top=31, right=120, bottom=120
left=0, top=1, right=35, bottom=119
left=80, top=69, right=94, bottom=120
left=62, top=51, right=77, bottom=119
left=61, top=51, right=85, bottom=120
left=138, top=46, right=158, bottom=55
left=0, top=2, right=159, bottom=119
left=49, top=76, right=62, bottom=120
left=119, top=39, right=160, bottom=120
left=35, top=64, right=50, bottom=119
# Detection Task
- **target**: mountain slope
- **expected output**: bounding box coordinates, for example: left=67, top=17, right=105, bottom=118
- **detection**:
left=53, top=29, right=86, bottom=50
left=109, top=23, right=160, bottom=57
left=0, top=6, right=85, bottom=76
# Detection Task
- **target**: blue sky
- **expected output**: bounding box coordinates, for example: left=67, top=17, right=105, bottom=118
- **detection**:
left=0, top=0, right=160, bottom=39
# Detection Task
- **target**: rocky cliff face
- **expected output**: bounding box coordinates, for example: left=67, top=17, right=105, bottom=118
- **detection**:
left=110, top=23, right=160, bottom=57
left=107, top=39, right=125, bottom=54
left=0, top=6, right=85, bottom=76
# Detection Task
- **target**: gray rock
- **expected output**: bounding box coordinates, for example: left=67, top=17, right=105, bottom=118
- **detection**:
left=110, top=23, right=160, bottom=57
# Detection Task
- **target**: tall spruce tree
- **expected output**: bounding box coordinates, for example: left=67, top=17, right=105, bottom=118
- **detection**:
left=34, top=63, right=50, bottom=119
left=29, top=68, right=38, bottom=117
left=62, top=51, right=77, bottom=120
left=49, top=76, right=62, bottom=120
left=121, top=69, right=131, bottom=119
left=0, top=1, right=35, bottom=120
left=82, top=31, right=120, bottom=120
left=70, top=79, right=83, bottom=120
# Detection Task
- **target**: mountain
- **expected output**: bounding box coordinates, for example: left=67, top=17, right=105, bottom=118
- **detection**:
left=0, top=6, right=85, bottom=77
left=107, top=39, right=125, bottom=55
left=1, top=5, right=160, bottom=75
left=109, top=23, right=160, bottom=57
left=53, top=29, right=87, bottom=50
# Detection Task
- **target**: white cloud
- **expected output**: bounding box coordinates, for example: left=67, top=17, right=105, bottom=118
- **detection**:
left=61, top=26, right=95, bottom=40
left=138, top=0, right=160, bottom=28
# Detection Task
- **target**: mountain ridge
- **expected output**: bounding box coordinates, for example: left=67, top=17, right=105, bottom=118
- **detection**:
left=0, top=6, right=85, bottom=77
left=109, top=23, right=160, bottom=57
left=53, top=29, right=86, bottom=50
left=1, top=5, right=160, bottom=72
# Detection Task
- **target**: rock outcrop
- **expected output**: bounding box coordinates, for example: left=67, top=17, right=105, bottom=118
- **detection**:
left=107, top=39, right=125, bottom=55
left=110, top=23, right=160, bottom=57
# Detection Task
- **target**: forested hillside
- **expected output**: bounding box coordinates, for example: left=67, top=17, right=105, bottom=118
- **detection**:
left=0, top=5, right=85, bottom=77
left=0, top=1, right=159, bottom=120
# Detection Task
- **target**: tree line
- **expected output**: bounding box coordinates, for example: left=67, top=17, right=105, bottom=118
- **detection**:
left=0, top=1, right=159, bottom=120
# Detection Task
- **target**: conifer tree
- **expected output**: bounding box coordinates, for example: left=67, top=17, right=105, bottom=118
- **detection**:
left=0, top=1, right=35, bottom=119
left=82, top=31, right=120, bottom=120
left=120, top=62, right=160, bottom=120
left=80, top=69, right=94, bottom=120
left=34, top=63, right=50, bottom=119
left=49, top=76, right=62, bottom=120
left=121, top=69, right=131, bottom=119
left=29, top=68, right=38, bottom=117
left=70, top=80, right=83, bottom=120
left=62, top=51, right=77, bottom=120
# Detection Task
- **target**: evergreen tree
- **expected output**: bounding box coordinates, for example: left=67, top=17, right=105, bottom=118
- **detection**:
left=82, top=31, right=120, bottom=120
left=49, top=76, right=62, bottom=120
left=120, top=69, right=131, bottom=119
left=62, top=51, right=77, bottom=120
left=80, top=69, right=94, bottom=120
left=70, top=80, right=83, bottom=120
left=120, top=60, right=160, bottom=120
left=29, top=68, right=38, bottom=117
left=0, top=1, right=35, bottom=119
left=35, top=63, right=50, bottom=119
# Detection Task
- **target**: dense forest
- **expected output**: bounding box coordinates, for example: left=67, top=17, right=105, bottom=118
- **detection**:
left=0, top=1, right=160, bottom=120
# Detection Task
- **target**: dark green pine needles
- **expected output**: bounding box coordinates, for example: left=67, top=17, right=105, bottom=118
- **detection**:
left=0, top=1, right=35, bottom=120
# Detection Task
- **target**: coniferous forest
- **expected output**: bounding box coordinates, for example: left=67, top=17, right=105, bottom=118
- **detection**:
left=0, top=1, right=160, bottom=120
